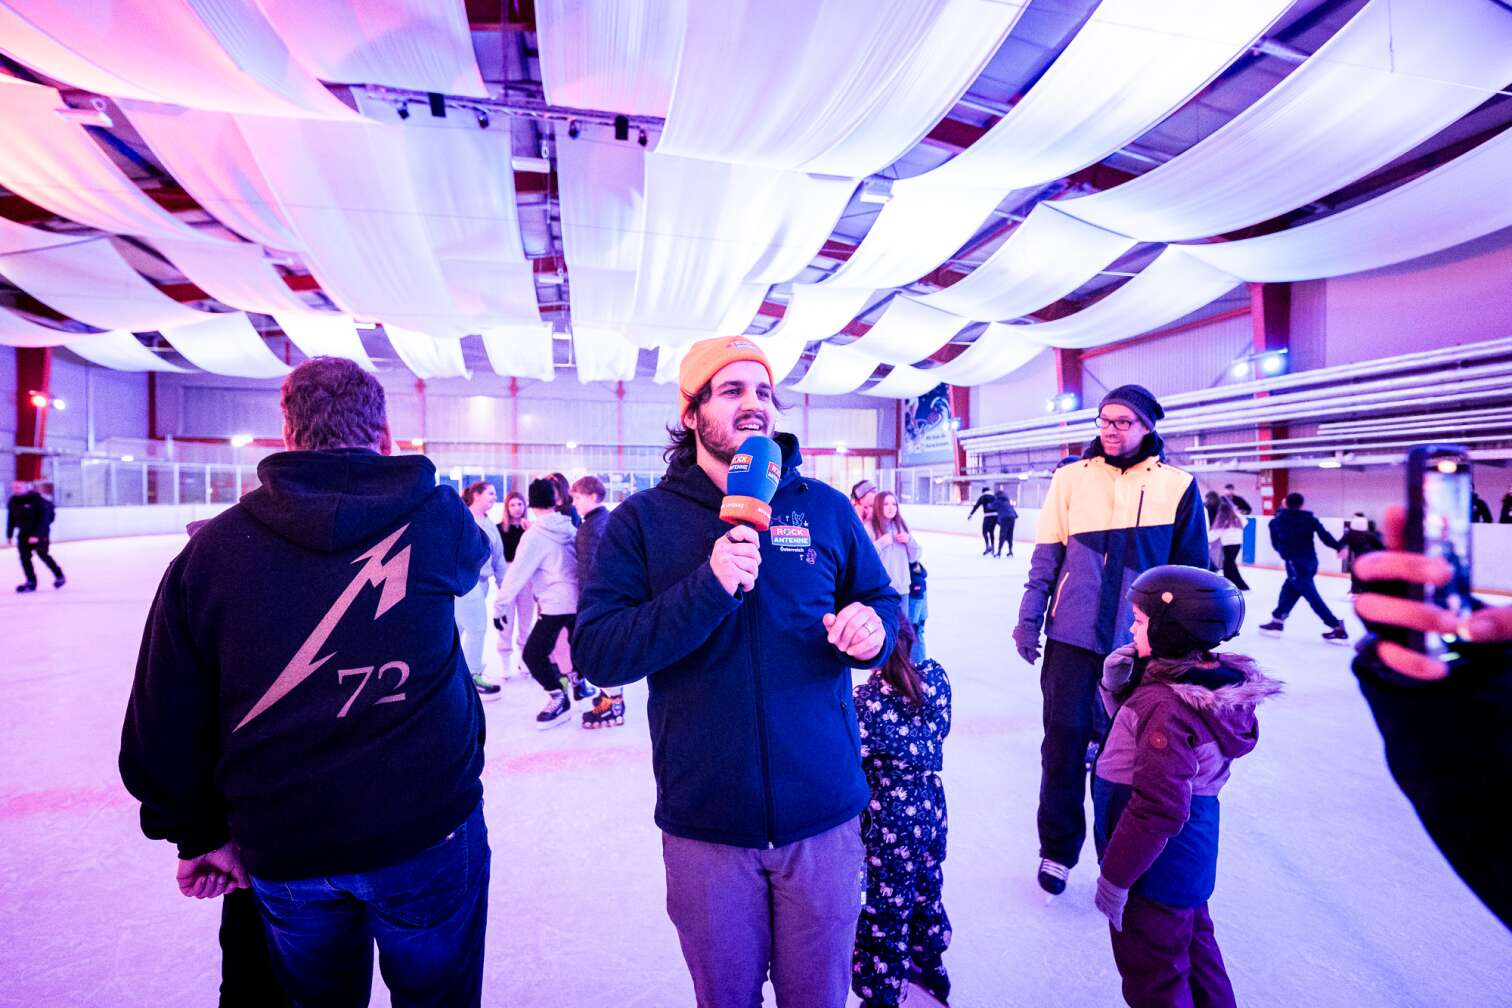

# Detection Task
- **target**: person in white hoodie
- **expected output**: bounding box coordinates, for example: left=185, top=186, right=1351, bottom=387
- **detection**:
left=494, top=478, right=581, bottom=728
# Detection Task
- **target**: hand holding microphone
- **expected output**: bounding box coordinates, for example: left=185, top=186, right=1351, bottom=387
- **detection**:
left=711, top=525, right=761, bottom=595
left=711, top=435, right=783, bottom=597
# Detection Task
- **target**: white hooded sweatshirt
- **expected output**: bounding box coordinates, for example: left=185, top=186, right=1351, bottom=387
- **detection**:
left=493, top=511, right=579, bottom=617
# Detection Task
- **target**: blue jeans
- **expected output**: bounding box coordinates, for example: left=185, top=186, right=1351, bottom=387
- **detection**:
left=1273, top=558, right=1340, bottom=628
left=251, top=802, right=489, bottom=1008
left=907, top=593, right=928, bottom=664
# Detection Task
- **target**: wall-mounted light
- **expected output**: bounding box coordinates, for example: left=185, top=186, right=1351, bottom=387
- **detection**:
left=1229, top=348, right=1289, bottom=380
left=1045, top=392, right=1079, bottom=413
left=410, top=438, right=425, bottom=449
left=120, top=454, right=135, bottom=463
left=28, top=392, right=49, bottom=409
left=50, top=398, right=66, bottom=411
left=1318, top=458, right=1342, bottom=469
left=836, top=442, right=848, bottom=455
left=1230, top=360, right=1251, bottom=380
left=565, top=441, right=579, bottom=450
left=229, top=433, right=254, bottom=448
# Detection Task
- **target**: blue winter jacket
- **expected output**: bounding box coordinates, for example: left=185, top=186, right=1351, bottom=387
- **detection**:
left=1268, top=506, right=1341, bottom=562
left=572, top=433, right=901, bottom=848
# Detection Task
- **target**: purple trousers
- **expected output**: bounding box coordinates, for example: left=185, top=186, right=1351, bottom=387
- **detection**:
left=1109, top=896, right=1237, bottom=1008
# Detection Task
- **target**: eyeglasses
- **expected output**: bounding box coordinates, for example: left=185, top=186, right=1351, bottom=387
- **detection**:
left=1095, top=415, right=1139, bottom=431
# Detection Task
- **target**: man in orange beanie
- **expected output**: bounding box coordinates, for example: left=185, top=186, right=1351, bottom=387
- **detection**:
left=573, top=335, right=901, bottom=1008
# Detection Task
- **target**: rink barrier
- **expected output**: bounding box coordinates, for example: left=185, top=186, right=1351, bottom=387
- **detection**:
left=903, top=504, right=1512, bottom=595
left=50, top=503, right=234, bottom=542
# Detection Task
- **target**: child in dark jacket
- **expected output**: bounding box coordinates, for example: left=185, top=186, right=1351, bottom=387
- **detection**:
left=1093, top=566, right=1282, bottom=1008
left=852, top=620, right=952, bottom=1008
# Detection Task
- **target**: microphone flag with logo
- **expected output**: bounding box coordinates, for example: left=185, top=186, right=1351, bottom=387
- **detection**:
left=721, top=435, right=783, bottom=531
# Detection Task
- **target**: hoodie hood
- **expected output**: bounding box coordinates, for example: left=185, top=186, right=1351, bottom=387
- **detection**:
left=660, top=431, right=806, bottom=510
left=1148, top=653, right=1283, bottom=759
left=241, top=449, right=439, bottom=553
left=528, top=510, right=578, bottom=544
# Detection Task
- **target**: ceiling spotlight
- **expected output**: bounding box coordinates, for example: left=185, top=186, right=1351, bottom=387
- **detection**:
left=1018, top=472, right=1032, bottom=481
left=836, top=442, right=848, bottom=455
left=229, top=433, right=254, bottom=448
left=55, top=104, right=113, bottom=129
left=638, top=128, right=648, bottom=147
left=565, top=441, right=579, bottom=451
left=395, top=103, right=410, bottom=120
left=1260, top=351, right=1287, bottom=375
left=1318, top=458, right=1342, bottom=469
left=1052, top=392, right=1079, bottom=413
left=410, top=438, right=425, bottom=449
left=858, top=177, right=895, bottom=204
left=567, top=120, right=580, bottom=140
left=475, top=109, right=490, bottom=130
left=29, top=392, right=49, bottom=409
left=120, top=454, right=135, bottom=463
left=51, top=398, right=66, bottom=411
left=1230, top=360, right=1251, bottom=380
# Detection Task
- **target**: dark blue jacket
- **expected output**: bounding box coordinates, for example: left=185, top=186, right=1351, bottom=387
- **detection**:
left=1268, top=507, right=1341, bottom=562
left=120, top=450, right=489, bottom=880
left=572, top=433, right=901, bottom=848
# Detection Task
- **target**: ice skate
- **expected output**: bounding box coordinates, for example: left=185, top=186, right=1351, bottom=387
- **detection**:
left=473, top=674, right=502, bottom=700
left=15, top=582, right=36, bottom=593
left=1322, top=624, right=1349, bottom=643
left=582, top=692, right=626, bottom=729
left=1037, top=858, right=1069, bottom=898
left=535, top=690, right=571, bottom=729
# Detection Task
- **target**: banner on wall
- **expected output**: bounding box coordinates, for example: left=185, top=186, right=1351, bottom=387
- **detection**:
left=900, top=383, right=955, bottom=467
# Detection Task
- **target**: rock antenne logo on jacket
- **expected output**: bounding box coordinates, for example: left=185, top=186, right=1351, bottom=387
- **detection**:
left=769, top=511, right=814, bottom=562
left=235, top=524, right=412, bottom=731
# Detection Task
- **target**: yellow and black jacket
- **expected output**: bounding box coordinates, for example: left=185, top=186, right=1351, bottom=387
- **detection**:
left=1015, top=434, right=1209, bottom=657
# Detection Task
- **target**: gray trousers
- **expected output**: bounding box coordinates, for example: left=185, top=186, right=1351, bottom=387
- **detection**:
left=663, top=817, right=865, bottom=1008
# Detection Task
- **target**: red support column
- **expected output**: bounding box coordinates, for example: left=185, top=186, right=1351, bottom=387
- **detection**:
left=948, top=385, right=971, bottom=500
left=1053, top=348, right=1085, bottom=456
left=508, top=377, right=520, bottom=476
left=615, top=381, right=625, bottom=471
left=1251, top=283, right=1291, bottom=514
left=15, top=347, right=52, bottom=481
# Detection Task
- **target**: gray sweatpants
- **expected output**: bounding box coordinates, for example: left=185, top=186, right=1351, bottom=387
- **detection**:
left=663, top=817, right=865, bottom=1008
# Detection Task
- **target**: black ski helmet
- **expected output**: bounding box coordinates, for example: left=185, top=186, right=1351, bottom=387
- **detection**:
left=1129, top=565, right=1245, bottom=658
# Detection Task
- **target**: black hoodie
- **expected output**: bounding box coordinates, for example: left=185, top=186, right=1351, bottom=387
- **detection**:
left=120, top=449, right=489, bottom=880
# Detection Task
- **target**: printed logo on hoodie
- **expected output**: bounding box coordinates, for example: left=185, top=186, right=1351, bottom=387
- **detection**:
left=236, top=524, right=412, bottom=731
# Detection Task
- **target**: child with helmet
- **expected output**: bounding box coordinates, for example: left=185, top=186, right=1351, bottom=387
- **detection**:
left=1091, top=565, right=1282, bottom=1008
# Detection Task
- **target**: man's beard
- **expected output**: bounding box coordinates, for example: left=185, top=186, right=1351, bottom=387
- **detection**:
left=695, top=409, right=769, bottom=465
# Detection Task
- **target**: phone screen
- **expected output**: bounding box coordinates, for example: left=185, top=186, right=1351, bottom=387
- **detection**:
left=1421, top=455, right=1473, bottom=656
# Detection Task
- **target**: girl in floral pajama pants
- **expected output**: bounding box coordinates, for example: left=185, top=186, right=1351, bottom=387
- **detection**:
left=852, top=620, right=953, bottom=1008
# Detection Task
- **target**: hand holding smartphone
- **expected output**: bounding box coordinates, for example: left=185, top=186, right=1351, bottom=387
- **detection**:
left=1404, top=445, right=1475, bottom=662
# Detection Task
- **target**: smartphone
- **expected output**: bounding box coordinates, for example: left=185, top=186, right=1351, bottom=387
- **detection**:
left=1404, top=445, right=1474, bottom=660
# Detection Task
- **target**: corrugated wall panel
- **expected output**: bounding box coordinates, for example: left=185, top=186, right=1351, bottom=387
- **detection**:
left=1082, top=313, right=1253, bottom=401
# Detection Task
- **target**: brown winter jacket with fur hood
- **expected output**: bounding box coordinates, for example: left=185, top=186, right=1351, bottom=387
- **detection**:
left=1092, top=650, right=1283, bottom=907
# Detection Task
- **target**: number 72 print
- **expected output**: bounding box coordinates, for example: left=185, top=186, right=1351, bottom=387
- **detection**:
left=336, top=661, right=411, bottom=718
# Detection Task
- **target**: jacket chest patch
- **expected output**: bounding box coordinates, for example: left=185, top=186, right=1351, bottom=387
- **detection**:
left=769, top=512, right=816, bottom=563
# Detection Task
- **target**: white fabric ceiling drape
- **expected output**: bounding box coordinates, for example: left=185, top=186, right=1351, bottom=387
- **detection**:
left=235, top=115, right=467, bottom=337
left=556, top=126, right=647, bottom=367
left=66, top=331, right=189, bottom=371
left=1182, top=125, right=1512, bottom=281
left=914, top=204, right=1136, bottom=321
left=157, top=312, right=291, bottom=377
left=383, top=326, right=471, bottom=380
left=627, top=156, right=855, bottom=346
left=0, top=78, right=220, bottom=243
left=751, top=285, right=875, bottom=384
left=652, top=342, right=689, bottom=385
left=272, top=313, right=375, bottom=370
left=536, top=0, right=685, bottom=117
left=820, top=0, right=1287, bottom=288
left=860, top=324, right=1044, bottom=396
left=1011, top=249, right=1240, bottom=350
left=656, top=0, right=1023, bottom=177
left=124, top=104, right=304, bottom=251
left=0, top=221, right=208, bottom=331
left=0, top=0, right=354, bottom=117
left=152, top=238, right=322, bottom=316
left=844, top=297, right=969, bottom=366
left=571, top=327, right=640, bottom=383
left=1058, top=0, right=1512, bottom=242
left=0, top=307, right=89, bottom=348
left=791, top=342, right=884, bottom=395
left=245, top=0, right=487, bottom=95
left=481, top=324, right=557, bottom=383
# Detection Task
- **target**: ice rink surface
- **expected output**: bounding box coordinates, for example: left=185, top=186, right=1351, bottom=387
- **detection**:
left=1, top=528, right=1508, bottom=1007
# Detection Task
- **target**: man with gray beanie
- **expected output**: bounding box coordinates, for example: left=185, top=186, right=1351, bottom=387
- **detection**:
left=1013, top=384, right=1209, bottom=896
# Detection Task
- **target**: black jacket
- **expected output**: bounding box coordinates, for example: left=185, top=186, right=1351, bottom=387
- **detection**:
left=120, top=449, right=489, bottom=880
left=1268, top=507, right=1341, bottom=562
left=575, top=505, right=610, bottom=592
left=6, top=491, right=54, bottom=540
left=1353, top=640, right=1512, bottom=929
left=572, top=433, right=900, bottom=848
left=968, top=492, right=997, bottom=520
